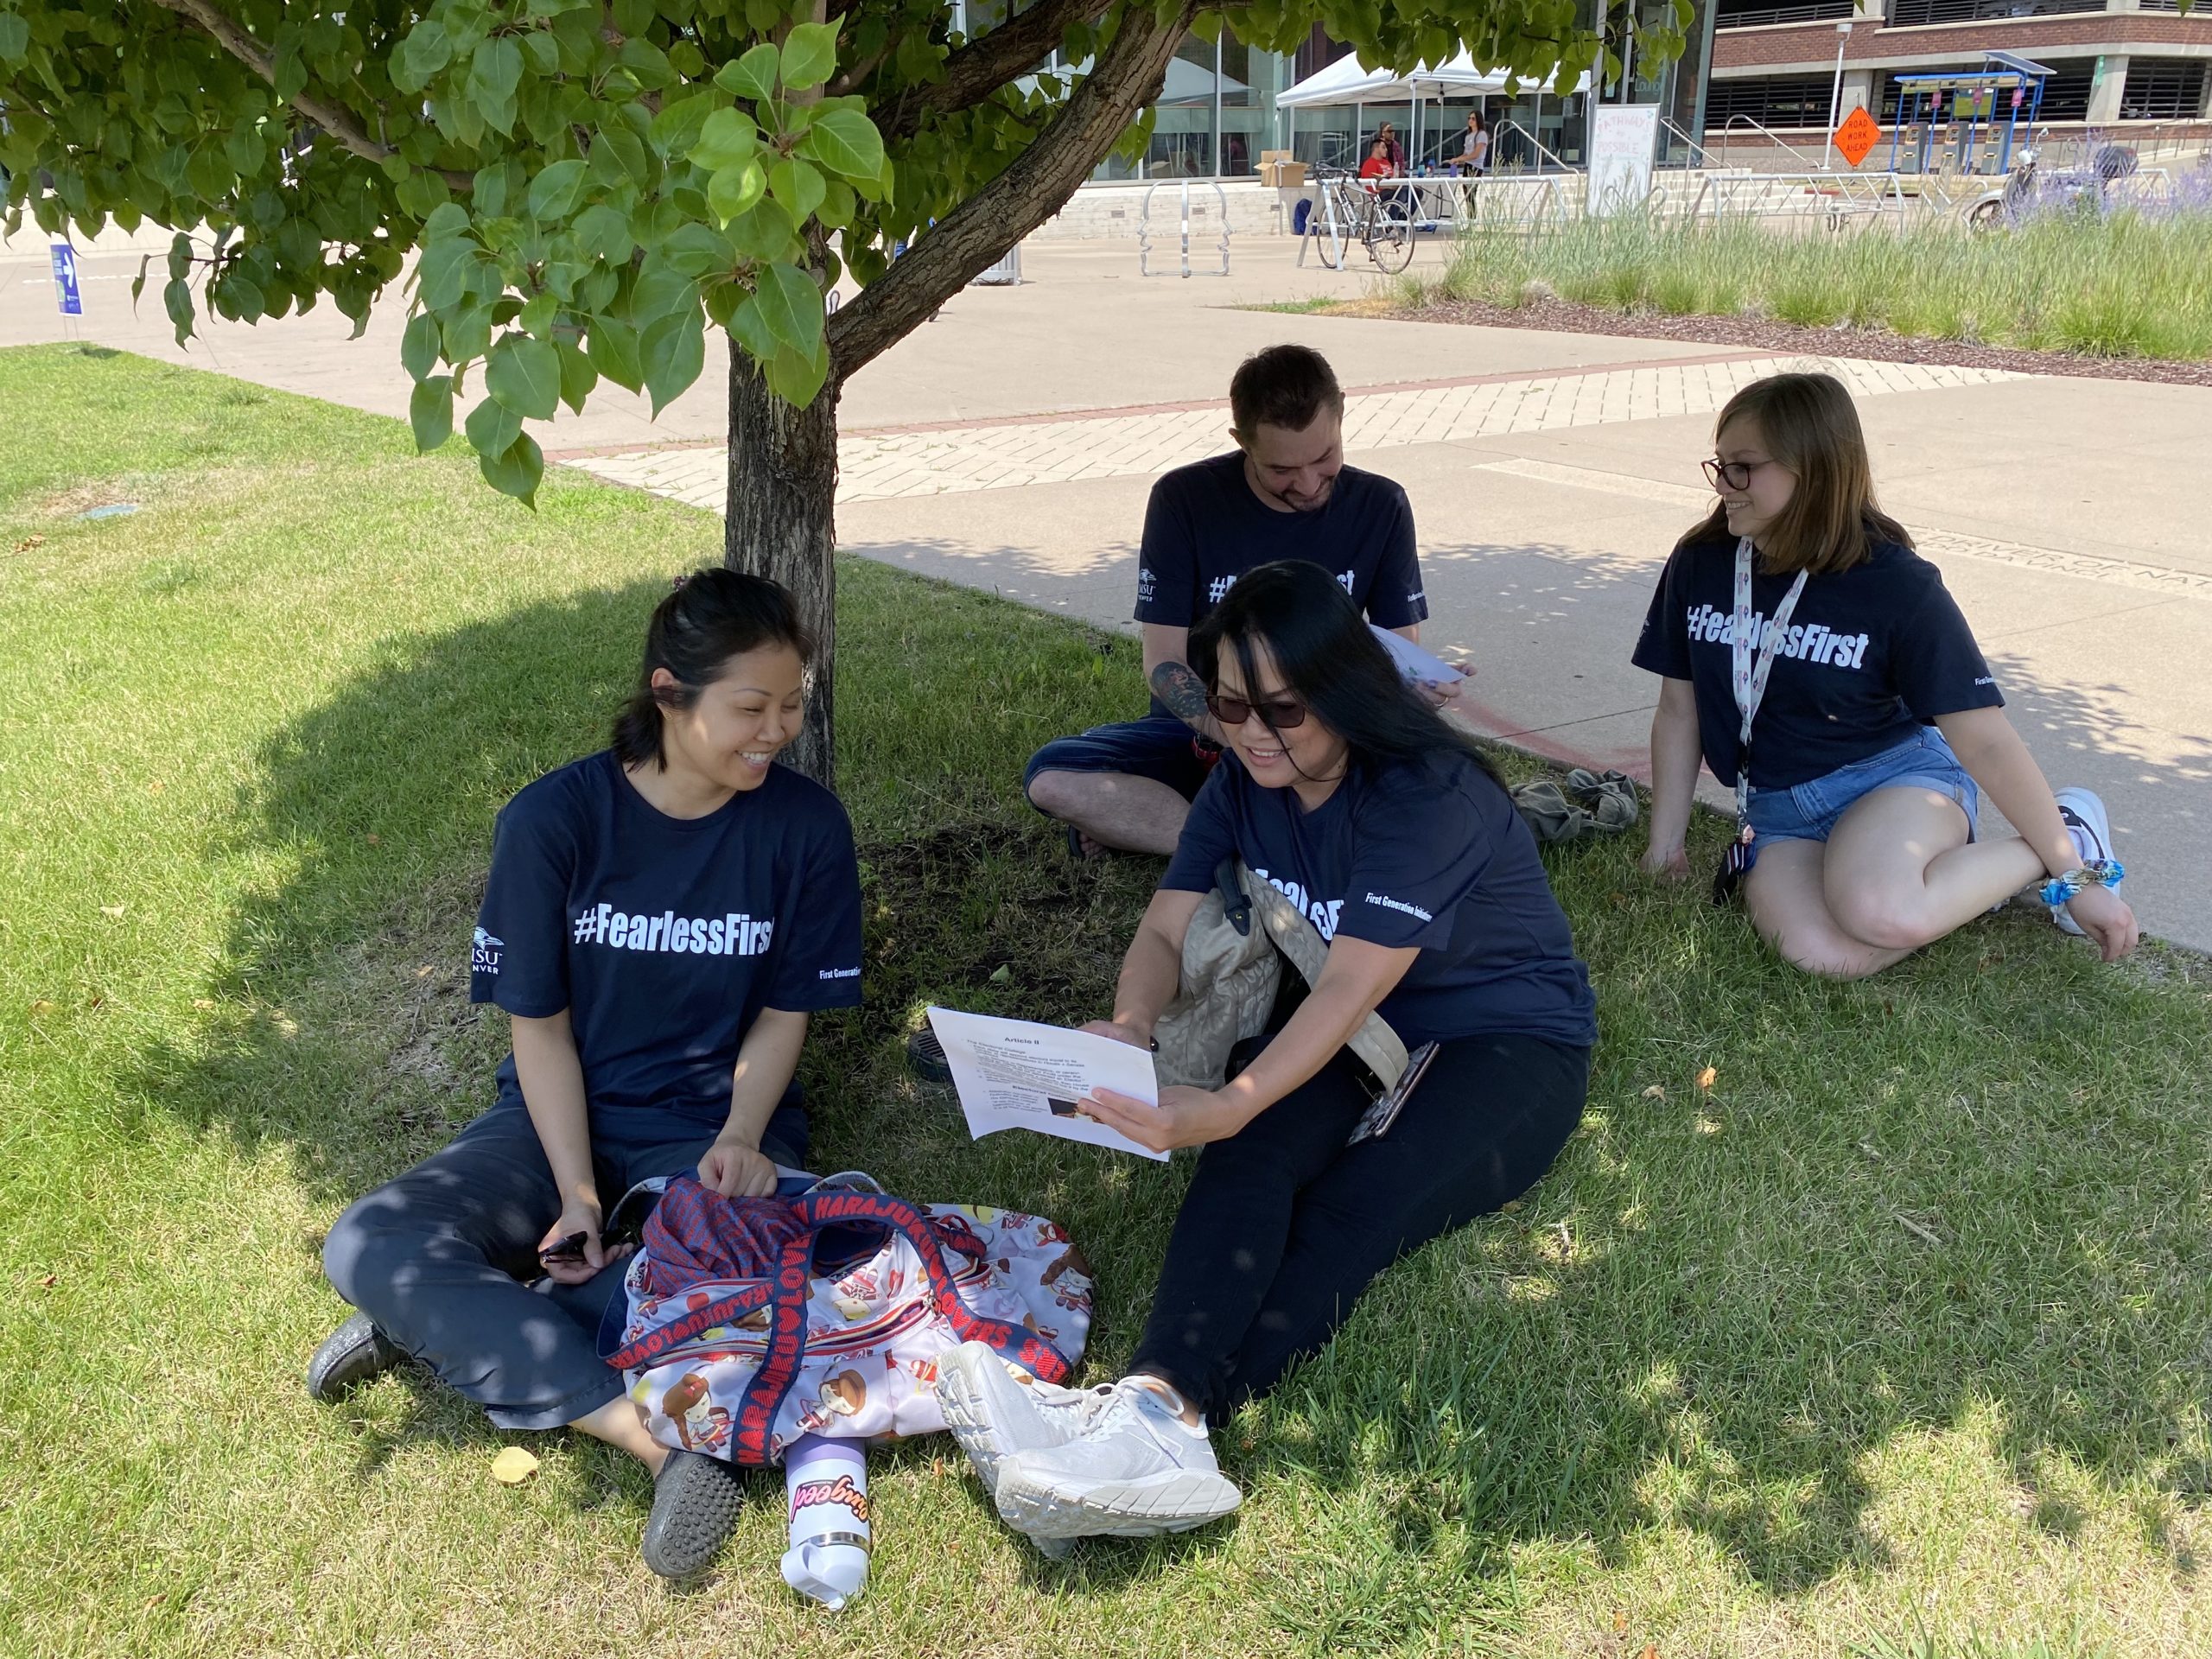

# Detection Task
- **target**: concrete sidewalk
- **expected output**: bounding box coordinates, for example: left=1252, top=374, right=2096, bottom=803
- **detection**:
left=8, top=226, right=2207, bottom=950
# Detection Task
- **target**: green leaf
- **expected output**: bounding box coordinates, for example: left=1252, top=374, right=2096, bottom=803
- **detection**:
left=751, top=262, right=822, bottom=358
left=726, top=197, right=797, bottom=263
left=617, top=37, right=674, bottom=89
left=401, top=312, right=442, bottom=381
left=556, top=338, right=598, bottom=414
left=708, top=160, right=767, bottom=227
left=527, top=158, right=588, bottom=222
left=0, top=12, right=29, bottom=63
left=817, top=178, right=856, bottom=231
left=573, top=203, right=635, bottom=264
left=586, top=315, right=643, bottom=391
left=799, top=108, right=886, bottom=183
left=590, top=126, right=649, bottom=189
left=225, top=124, right=266, bottom=179
left=660, top=221, right=736, bottom=281
left=769, top=337, right=830, bottom=409
left=715, top=42, right=780, bottom=104
left=416, top=239, right=474, bottom=311
left=167, top=233, right=194, bottom=283
left=690, top=107, right=760, bottom=172
left=410, top=375, right=454, bottom=452
left=486, top=332, right=563, bottom=419
left=649, top=93, right=713, bottom=161
left=422, top=200, right=471, bottom=242
left=728, top=293, right=778, bottom=365
left=611, top=0, right=653, bottom=32
left=464, top=394, right=523, bottom=461
left=442, top=302, right=494, bottom=365
left=162, top=276, right=194, bottom=346
left=480, top=431, right=545, bottom=507
left=520, top=30, right=559, bottom=75
left=471, top=36, right=524, bottom=134
left=628, top=262, right=698, bottom=325
left=639, top=302, right=705, bottom=417
left=767, top=159, right=825, bottom=225
left=131, top=254, right=151, bottom=310
left=392, top=19, right=451, bottom=92
left=779, top=22, right=840, bottom=92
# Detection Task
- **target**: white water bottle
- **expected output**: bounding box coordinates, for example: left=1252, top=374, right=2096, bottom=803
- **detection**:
left=779, top=1433, right=870, bottom=1610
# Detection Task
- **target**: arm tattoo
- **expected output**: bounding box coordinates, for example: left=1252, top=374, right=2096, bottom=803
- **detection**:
left=1150, top=661, right=1212, bottom=735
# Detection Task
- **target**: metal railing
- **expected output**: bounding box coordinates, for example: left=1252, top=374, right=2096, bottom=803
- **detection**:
left=1489, top=119, right=1581, bottom=176
left=1715, top=0, right=1853, bottom=26
left=1138, top=181, right=1230, bottom=277
left=1885, top=0, right=2101, bottom=23
left=1710, top=113, right=1829, bottom=173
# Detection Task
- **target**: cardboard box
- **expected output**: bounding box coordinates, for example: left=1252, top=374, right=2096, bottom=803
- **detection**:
left=1259, top=160, right=1308, bottom=188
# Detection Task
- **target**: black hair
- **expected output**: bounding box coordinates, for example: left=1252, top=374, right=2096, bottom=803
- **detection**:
left=610, top=568, right=812, bottom=770
left=1228, top=344, right=1344, bottom=442
left=1186, top=560, right=1503, bottom=790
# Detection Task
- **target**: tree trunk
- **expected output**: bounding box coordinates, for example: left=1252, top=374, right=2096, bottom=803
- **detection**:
left=722, top=349, right=841, bottom=787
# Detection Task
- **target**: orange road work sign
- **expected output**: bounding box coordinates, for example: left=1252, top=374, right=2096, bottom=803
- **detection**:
left=1834, top=106, right=1880, bottom=168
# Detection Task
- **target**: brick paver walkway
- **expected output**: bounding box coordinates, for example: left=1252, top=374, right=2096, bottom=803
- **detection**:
left=565, top=355, right=2018, bottom=512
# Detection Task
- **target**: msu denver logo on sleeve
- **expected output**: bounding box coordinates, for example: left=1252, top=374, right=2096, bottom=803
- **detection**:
left=472, top=928, right=504, bottom=976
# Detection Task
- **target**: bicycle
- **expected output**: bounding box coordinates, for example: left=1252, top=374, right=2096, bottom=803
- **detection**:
left=1304, top=166, right=1420, bottom=275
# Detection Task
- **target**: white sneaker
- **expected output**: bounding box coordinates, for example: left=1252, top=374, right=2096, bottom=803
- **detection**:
left=932, top=1342, right=1097, bottom=1497
left=2050, top=787, right=2119, bottom=938
left=993, top=1377, right=1243, bottom=1541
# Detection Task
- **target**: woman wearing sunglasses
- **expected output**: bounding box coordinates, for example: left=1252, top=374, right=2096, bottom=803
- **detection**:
left=934, top=558, right=1594, bottom=1545
left=1634, top=371, right=2138, bottom=976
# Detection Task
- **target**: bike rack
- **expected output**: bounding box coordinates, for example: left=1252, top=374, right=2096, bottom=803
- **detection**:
left=1139, top=181, right=1230, bottom=278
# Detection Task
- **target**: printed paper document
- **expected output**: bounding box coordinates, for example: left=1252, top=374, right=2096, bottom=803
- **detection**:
left=925, top=1007, right=1169, bottom=1161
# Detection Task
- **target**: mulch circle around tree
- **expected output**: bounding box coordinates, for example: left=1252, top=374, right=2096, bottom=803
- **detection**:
left=1406, top=296, right=2212, bottom=389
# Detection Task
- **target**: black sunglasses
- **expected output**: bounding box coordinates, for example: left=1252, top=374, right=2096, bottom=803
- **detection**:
left=1205, top=692, right=1309, bottom=729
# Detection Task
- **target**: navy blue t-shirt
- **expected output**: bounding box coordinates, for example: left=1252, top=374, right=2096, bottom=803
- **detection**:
left=1160, top=749, right=1596, bottom=1049
left=1135, top=454, right=1427, bottom=714
left=468, top=751, right=864, bottom=1118
left=1631, top=535, right=2002, bottom=791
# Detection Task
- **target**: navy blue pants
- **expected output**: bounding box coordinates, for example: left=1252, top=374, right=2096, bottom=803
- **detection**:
left=1132, top=1033, right=1588, bottom=1421
left=1023, top=715, right=1222, bottom=806
left=321, top=1096, right=807, bottom=1430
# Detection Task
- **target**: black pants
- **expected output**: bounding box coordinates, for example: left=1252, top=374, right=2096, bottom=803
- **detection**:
left=1130, top=1033, right=1589, bottom=1421
left=322, top=1097, right=807, bottom=1430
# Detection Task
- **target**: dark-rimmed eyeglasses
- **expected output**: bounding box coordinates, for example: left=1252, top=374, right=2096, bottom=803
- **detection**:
left=1205, top=693, right=1309, bottom=730
left=1702, top=457, right=1783, bottom=493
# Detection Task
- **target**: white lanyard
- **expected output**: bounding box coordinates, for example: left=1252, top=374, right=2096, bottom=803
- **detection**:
left=1730, top=536, right=1808, bottom=824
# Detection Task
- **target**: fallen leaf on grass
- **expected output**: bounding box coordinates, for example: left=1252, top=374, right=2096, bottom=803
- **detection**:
left=146, top=779, right=165, bottom=795
left=1640, top=1084, right=1665, bottom=1101
left=99, top=904, right=126, bottom=919
left=1614, top=1610, right=1629, bottom=1634
left=36, top=1274, right=57, bottom=1289
left=491, top=1446, right=540, bottom=1485
left=30, top=1000, right=56, bottom=1015
left=193, top=999, right=216, bottom=1011
left=365, top=833, right=381, bottom=846
left=988, top=964, right=1011, bottom=983
left=12, top=535, right=44, bottom=554
left=1641, top=1646, right=1660, bottom=1659
left=1695, top=1065, right=1717, bottom=1092
left=1894, top=1212, right=1944, bottom=1247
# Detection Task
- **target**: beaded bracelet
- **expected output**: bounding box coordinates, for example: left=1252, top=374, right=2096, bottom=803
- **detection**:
left=2038, top=859, right=2125, bottom=909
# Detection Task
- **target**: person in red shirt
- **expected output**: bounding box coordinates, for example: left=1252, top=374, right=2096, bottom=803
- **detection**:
left=1357, top=139, right=1395, bottom=181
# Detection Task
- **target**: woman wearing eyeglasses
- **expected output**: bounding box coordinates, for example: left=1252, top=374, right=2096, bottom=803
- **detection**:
left=932, top=558, right=1594, bottom=1545
left=1634, top=372, right=2138, bottom=977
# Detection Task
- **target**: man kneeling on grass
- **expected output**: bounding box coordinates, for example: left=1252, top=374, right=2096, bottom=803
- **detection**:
left=1022, top=343, right=1452, bottom=859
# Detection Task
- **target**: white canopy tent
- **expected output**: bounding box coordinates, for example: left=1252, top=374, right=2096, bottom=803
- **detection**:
left=1275, top=51, right=1591, bottom=170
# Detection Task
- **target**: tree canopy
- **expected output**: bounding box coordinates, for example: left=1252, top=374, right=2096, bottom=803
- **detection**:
left=0, top=1, right=1671, bottom=504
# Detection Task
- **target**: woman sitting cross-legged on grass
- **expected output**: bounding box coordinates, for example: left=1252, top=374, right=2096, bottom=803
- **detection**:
left=935, top=559, right=1597, bottom=1546
left=312, top=569, right=863, bottom=1578
left=1635, top=372, right=2139, bottom=978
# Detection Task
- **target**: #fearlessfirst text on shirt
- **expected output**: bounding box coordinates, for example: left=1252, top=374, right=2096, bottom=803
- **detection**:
left=1631, top=534, right=2002, bottom=791
left=469, top=750, right=864, bottom=1118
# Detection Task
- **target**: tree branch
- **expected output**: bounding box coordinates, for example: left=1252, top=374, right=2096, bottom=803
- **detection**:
left=145, top=0, right=472, bottom=189
left=876, top=0, right=1118, bottom=144
left=829, top=0, right=1198, bottom=380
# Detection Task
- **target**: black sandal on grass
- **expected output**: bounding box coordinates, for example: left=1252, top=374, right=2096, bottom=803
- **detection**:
left=906, top=1024, right=953, bottom=1087
left=640, top=1449, right=747, bottom=1580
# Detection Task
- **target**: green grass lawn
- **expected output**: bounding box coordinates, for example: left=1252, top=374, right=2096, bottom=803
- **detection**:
left=3, top=342, right=2209, bottom=1659
left=1398, top=211, right=2212, bottom=361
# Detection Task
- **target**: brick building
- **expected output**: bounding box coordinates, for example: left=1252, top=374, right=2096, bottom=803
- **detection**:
left=1705, top=0, right=2212, bottom=155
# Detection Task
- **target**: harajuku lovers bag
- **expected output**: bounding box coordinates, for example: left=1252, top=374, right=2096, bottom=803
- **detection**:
left=601, top=1173, right=1093, bottom=1466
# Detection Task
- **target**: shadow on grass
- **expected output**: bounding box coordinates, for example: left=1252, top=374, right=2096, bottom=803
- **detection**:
left=122, top=556, right=2212, bottom=1630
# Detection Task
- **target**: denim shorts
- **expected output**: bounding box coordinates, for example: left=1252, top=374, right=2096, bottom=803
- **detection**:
left=1745, top=728, right=1979, bottom=847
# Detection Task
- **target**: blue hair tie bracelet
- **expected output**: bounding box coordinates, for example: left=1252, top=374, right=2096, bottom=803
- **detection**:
left=2038, top=858, right=2124, bottom=909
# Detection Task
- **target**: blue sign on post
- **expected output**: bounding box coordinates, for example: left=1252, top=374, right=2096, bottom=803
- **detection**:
left=51, top=244, right=83, bottom=316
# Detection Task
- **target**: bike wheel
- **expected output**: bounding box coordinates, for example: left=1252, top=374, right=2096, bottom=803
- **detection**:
left=1370, top=211, right=1417, bottom=275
